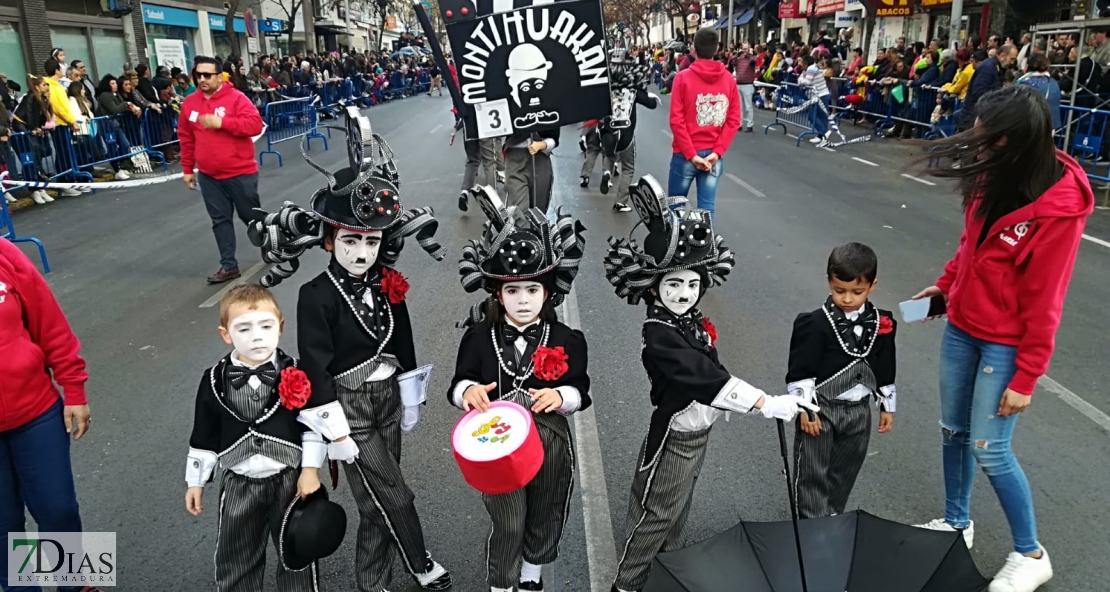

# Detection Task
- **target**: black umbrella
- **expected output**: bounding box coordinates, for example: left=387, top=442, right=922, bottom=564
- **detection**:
left=642, top=421, right=989, bottom=592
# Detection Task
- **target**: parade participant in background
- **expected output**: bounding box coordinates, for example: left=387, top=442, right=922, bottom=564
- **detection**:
left=787, top=243, right=897, bottom=519
left=450, top=186, right=589, bottom=592
left=668, top=28, right=740, bottom=216
left=597, top=48, right=660, bottom=213
left=579, top=119, right=602, bottom=188
left=913, top=85, right=1093, bottom=592
left=178, top=55, right=265, bottom=285
left=501, top=45, right=559, bottom=212
left=250, top=119, right=452, bottom=592
left=731, top=43, right=758, bottom=133
left=603, top=177, right=816, bottom=592
left=0, top=238, right=99, bottom=592
left=185, top=285, right=349, bottom=591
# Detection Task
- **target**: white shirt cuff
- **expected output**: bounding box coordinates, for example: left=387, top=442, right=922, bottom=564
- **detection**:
left=543, top=138, right=557, bottom=153
left=879, top=384, right=897, bottom=413
left=186, top=448, right=218, bottom=488
left=787, top=378, right=817, bottom=407
left=297, top=401, right=352, bottom=441
left=301, top=432, right=326, bottom=468
left=554, top=386, right=582, bottom=415
left=452, top=380, right=479, bottom=409
left=711, top=376, right=766, bottom=413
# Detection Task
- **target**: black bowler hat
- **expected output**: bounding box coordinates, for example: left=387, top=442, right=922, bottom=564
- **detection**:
left=280, top=487, right=347, bottom=571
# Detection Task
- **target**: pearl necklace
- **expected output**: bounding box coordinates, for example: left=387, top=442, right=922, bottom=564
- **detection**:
left=491, top=322, right=550, bottom=381
left=822, top=304, right=877, bottom=359
left=327, top=269, right=394, bottom=361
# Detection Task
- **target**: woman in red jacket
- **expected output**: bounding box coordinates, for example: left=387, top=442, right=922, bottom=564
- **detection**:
left=912, top=85, right=1092, bottom=592
left=0, top=239, right=99, bottom=592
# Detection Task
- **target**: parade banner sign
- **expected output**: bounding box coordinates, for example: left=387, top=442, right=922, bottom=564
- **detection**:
left=440, top=0, right=611, bottom=139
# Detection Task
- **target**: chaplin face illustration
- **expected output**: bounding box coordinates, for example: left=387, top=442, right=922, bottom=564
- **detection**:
left=506, top=44, right=553, bottom=109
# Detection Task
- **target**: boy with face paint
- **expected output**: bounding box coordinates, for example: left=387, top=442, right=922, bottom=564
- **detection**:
left=787, top=243, right=897, bottom=519
left=248, top=122, right=452, bottom=592
left=450, top=188, right=589, bottom=592
left=185, top=284, right=347, bottom=590
left=604, top=176, right=817, bottom=592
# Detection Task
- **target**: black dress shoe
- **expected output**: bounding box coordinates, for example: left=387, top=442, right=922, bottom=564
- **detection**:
left=600, top=170, right=612, bottom=194
left=580, top=175, right=589, bottom=187
left=519, top=579, right=543, bottom=591
left=458, top=190, right=469, bottom=212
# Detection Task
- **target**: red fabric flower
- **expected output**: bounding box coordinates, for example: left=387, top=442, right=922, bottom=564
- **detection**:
left=278, top=367, right=312, bottom=410
left=380, top=268, right=410, bottom=304
left=531, top=346, right=570, bottom=382
left=702, top=317, right=718, bottom=346
left=878, top=315, right=894, bottom=336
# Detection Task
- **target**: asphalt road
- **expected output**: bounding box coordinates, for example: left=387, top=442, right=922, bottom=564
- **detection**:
left=6, top=93, right=1109, bottom=592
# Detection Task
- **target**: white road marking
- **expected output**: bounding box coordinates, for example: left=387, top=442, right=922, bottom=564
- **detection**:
left=661, top=128, right=673, bottom=138
left=405, top=178, right=440, bottom=185
left=429, top=124, right=442, bottom=135
left=852, top=157, right=879, bottom=167
left=821, top=147, right=837, bottom=152
left=199, top=261, right=268, bottom=308
left=1082, top=233, right=1110, bottom=249
left=786, top=133, right=799, bottom=140
left=1039, top=375, right=1110, bottom=434
left=726, top=173, right=767, bottom=198
left=562, top=284, right=617, bottom=592
left=901, top=173, right=937, bottom=186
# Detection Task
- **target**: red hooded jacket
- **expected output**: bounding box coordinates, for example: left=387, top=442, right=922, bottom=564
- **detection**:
left=0, top=239, right=88, bottom=432
left=669, top=59, right=741, bottom=160
left=936, top=151, right=1094, bottom=395
left=177, top=82, right=264, bottom=180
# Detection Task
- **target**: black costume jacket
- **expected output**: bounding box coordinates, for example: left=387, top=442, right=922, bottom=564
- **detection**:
left=297, top=259, right=418, bottom=405
left=600, top=89, right=659, bottom=155
left=640, top=305, right=748, bottom=470
left=188, top=349, right=308, bottom=475
left=785, top=298, right=897, bottom=410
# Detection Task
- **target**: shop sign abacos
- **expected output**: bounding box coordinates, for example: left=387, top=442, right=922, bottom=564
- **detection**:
left=866, top=0, right=913, bottom=16
left=445, top=0, right=611, bottom=138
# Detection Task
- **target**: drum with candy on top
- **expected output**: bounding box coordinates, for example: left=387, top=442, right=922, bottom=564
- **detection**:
left=452, top=400, right=544, bottom=495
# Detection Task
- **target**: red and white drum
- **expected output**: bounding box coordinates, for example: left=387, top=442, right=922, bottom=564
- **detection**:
left=452, top=401, right=544, bottom=495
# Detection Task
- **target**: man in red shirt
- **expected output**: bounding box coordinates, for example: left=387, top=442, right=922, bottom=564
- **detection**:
left=178, top=55, right=265, bottom=284
left=667, top=28, right=740, bottom=216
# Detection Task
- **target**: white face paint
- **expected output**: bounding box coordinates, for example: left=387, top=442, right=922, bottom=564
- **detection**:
left=658, top=269, right=701, bottom=316
left=499, top=281, right=546, bottom=326
left=227, top=310, right=281, bottom=365
left=333, top=229, right=382, bottom=277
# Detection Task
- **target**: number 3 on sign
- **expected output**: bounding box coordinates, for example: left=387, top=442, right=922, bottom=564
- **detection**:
left=476, top=99, right=512, bottom=139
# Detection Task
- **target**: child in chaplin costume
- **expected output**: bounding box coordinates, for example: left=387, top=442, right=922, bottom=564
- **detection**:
left=787, top=242, right=897, bottom=519
left=249, top=118, right=453, bottom=592
left=603, top=176, right=817, bottom=592
left=449, top=187, right=589, bottom=592
left=185, top=284, right=347, bottom=591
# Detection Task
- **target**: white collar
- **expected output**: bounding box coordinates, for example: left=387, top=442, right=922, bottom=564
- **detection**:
left=230, top=351, right=277, bottom=368
left=840, top=301, right=870, bottom=321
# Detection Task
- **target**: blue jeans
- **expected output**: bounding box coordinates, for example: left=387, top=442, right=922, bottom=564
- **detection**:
left=939, top=323, right=1039, bottom=554
left=812, top=94, right=831, bottom=137
left=0, top=401, right=84, bottom=592
left=667, top=149, right=722, bottom=215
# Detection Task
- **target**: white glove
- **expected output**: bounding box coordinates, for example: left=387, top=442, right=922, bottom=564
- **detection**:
left=400, top=404, right=422, bottom=434
left=327, top=438, right=359, bottom=463
left=759, top=394, right=819, bottom=421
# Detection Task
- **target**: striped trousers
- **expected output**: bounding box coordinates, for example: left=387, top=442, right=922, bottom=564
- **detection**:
left=793, top=397, right=872, bottom=519
left=482, top=420, right=574, bottom=588
left=603, top=139, right=636, bottom=205
left=339, top=378, right=431, bottom=592
left=614, top=427, right=711, bottom=591
left=214, top=469, right=318, bottom=592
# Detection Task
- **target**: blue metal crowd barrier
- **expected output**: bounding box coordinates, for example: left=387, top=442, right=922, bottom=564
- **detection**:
left=764, top=82, right=821, bottom=145
left=1058, top=105, right=1110, bottom=184
left=0, top=172, right=50, bottom=272
left=258, top=97, right=328, bottom=168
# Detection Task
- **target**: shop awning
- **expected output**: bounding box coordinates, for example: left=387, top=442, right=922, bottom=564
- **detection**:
left=714, top=7, right=755, bottom=28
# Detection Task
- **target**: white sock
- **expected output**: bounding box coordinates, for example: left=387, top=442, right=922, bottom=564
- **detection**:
left=520, top=560, right=542, bottom=583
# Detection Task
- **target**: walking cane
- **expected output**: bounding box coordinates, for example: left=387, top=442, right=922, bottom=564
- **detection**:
left=776, top=418, right=810, bottom=592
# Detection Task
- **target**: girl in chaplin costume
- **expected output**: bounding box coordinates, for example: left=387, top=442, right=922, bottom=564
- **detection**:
left=602, top=176, right=817, bottom=592
left=448, top=187, right=589, bottom=592
left=249, top=118, right=452, bottom=592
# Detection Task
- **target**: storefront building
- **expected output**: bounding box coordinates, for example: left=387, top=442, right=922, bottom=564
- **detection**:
left=0, top=0, right=129, bottom=84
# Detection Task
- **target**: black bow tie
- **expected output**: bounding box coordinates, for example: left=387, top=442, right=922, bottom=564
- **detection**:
left=502, top=323, right=542, bottom=345
left=227, top=363, right=277, bottom=390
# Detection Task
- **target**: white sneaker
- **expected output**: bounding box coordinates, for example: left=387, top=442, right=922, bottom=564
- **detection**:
left=915, top=518, right=974, bottom=549
left=809, top=136, right=823, bottom=143
left=989, top=548, right=1053, bottom=592
left=61, top=188, right=82, bottom=197
left=31, top=191, right=46, bottom=205
left=114, top=170, right=131, bottom=180
left=39, top=191, right=55, bottom=203
left=78, top=187, right=92, bottom=193
left=5, top=193, right=16, bottom=204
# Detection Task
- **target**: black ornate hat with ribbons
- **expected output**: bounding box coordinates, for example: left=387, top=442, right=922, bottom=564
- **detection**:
left=247, top=114, right=445, bottom=286
left=457, top=185, right=585, bottom=324
left=603, top=174, right=734, bottom=305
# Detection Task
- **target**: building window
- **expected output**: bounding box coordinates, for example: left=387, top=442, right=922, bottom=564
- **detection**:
left=0, top=21, right=27, bottom=89
left=92, top=28, right=128, bottom=80
left=50, top=26, right=92, bottom=72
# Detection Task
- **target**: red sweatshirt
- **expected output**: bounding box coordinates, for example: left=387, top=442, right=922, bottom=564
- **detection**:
left=0, top=239, right=88, bottom=432
left=177, top=82, right=264, bottom=180
left=936, top=151, right=1094, bottom=395
left=669, top=59, right=741, bottom=160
